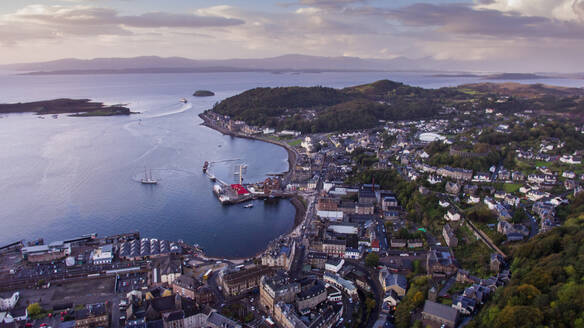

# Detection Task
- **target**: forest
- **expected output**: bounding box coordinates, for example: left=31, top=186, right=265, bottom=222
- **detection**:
left=212, top=79, right=584, bottom=133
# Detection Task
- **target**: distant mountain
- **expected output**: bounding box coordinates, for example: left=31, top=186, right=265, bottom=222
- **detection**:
left=0, top=54, right=461, bottom=75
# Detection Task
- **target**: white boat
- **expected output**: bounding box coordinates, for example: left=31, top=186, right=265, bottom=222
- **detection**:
left=141, top=168, right=158, bottom=184
left=180, top=98, right=188, bottom=103
left=243, top=203, right=254, bottom=208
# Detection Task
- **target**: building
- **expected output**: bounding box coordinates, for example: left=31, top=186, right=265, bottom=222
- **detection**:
left=0, top=293, right=19, bottom=311
left=427, top=247, right=457, bottom=277
left=490, top=253, right=504, bottom=273
left=444, top=208, right=461, bottom=222
left=322, top=239, right=346, bottom=258
left=323, top=272, right=357, bottom=298
left=445, top=181, right=461, bottom=195
left=220, top=266, right=273, bottom=296
left=379, top=269, right=407, bottom=297
left=171, top=276, right=214, bottom=305
left=21, top=242, right=71, bottom=263
left=422, top=300, right=459, bottom=328
left=74, top=303, right=110, bottom=328
left=442, top=224, right=458, bottom=248
left=307, top=252, right=328, bottom=270
left=296, top=280, right=327, bottom=312
left=356, top=202, right=374, bottom=215
left=259, top=274, right=301, bottom=315
left=261, top=242, right=296, bottom=271
left=91, top=244, right=113, bottom=265
left=324, top=258, right=344, bottom=273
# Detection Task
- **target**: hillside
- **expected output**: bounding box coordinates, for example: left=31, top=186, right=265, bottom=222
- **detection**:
left=468, top=193, right=584, bottom=328
left=211, top=79, right=584, bottom=133
left=461, top=82, right=584, bottom=98
left=212, top=80, right=472, bottom=133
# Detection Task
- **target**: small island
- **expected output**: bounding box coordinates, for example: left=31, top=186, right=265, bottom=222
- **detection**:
left=0, top=98, right=135, bottom=117
left=193, top=90, right=215, bottom=97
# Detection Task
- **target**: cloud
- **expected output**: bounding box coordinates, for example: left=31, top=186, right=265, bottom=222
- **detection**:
left=475, top=0, right=584, bottom=21
left=367, top=3, right=584, bottom=40
left=10, top=5, right=244, bottom=30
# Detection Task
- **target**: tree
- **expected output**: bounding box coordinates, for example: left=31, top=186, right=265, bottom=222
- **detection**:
left=27, top=303, right=43, bottom=318
left=512, top=207, right=528, bottom=224
left=365, top=252, right=379, bottom=267
left=365, top=297, right=377, bottom=314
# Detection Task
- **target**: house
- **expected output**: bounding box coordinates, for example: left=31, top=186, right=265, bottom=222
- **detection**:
left=439, top=200, right=450, bottom=208
left=490, top=253, right=504, bottom=273
left=563, top=171, right=576, bottom=179
left=422, top=300, right=459, bottom=328
left=467, top=195, right=480, bottom=204
left=452, top=296, right=476, bottom=315
left=426, top=247, right=457, bottom=277
left=445, top=181, right=461, bottom=195
left=390, top=239, right=406, bottom=249
left=325, top=258, right=344, bottom=273
left=379, top=268, right=407, bottom=297
left=444, top=208, right=461, bottom=222
left=442, top=224, right=458, bottom=248
left=473, top=172, right=491, bottom=183
left=483, top=197, right=497, bottom=210
left=382, top=289, right=400, bottom=308
left=407, top=239, right=423, bottom=248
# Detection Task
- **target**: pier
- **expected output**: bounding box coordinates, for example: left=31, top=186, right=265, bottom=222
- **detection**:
left=204, top=160, right=295, bottom=205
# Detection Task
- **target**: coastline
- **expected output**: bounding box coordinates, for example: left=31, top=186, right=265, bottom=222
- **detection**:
left=198, top=111, right=306, bottom=260
left=198, top=111, right=298, bottom=182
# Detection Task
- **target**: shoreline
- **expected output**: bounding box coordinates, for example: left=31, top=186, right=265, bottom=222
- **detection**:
left=198, top=111, right=298, bottom=181
left=198, top=111, right=306, bottom=261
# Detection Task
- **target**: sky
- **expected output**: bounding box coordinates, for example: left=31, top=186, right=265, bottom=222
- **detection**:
left=0, top=0, right=583, bottom=71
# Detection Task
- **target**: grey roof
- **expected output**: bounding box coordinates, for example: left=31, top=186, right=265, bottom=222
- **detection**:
left=385, top=273, right=407, bottom=290
left=423, top=300, right=458, bottom=323
left=207, top=311, right=241, bottom=328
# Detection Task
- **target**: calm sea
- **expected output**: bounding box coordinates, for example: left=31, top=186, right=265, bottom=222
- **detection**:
left=0, top=71, right=581, bottom=257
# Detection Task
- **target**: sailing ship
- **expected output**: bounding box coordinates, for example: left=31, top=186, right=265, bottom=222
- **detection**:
left=141, top=168, right=158, bottom=184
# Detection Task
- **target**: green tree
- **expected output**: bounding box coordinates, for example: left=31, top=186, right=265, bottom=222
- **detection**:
left=365, top=252, right=379, bottom=267
left=27, top=303, right=43, bottom=318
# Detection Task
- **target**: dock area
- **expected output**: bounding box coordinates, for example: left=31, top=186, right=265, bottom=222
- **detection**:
left=204, top=161, right=294, bottom=205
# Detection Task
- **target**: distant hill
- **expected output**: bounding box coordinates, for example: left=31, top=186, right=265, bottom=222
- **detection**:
left=0, top=54, right=463, bottom=75
left=460, top=82, right=584, bottom=98
left=211, top=79, right=584, bottom=133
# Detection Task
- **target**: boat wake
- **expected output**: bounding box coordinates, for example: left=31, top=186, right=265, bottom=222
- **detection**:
left=146, top=103, right=192, bottom=119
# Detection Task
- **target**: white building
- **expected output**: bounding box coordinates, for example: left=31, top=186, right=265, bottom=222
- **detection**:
left=92, top=244, right=114, bottom=265
left=0, top=292, right=19, bottom=311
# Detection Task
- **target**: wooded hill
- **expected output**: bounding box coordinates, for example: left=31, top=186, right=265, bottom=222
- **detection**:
left=211, top=80, right=584, bottom=133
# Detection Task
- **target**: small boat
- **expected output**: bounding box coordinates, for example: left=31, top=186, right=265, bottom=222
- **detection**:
left=203, top=161, right=209, bottom=173
left=209, top=174, right=216, bottom=182
left=180, top=98, right=188, bottom=103
left=52, top=114, right=58, bottom=119
left=243, top=203, right=254, bottom=208
left=141, top=168, right=158, bottom=184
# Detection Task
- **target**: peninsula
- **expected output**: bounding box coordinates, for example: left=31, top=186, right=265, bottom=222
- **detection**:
left=0, top=98, right=135, bottom=116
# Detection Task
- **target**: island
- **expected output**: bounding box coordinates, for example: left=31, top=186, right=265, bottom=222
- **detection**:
left=193, top=90, right=215, bottom=97
left=0, top=98, right=135, bottom=116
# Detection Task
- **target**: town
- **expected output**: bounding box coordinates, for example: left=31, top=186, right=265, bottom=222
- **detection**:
left=2, top=85, right=584, bottom=328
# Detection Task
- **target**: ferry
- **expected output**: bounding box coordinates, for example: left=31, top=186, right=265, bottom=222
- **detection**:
left=141, top=169, right=158, bottom=185
left=180, top=98, right=188, bottom=103
left=243, top=203, right=254, bottom=208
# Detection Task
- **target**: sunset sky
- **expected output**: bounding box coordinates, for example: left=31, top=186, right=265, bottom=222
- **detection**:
left=0, top=0, right=583, bottom=71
